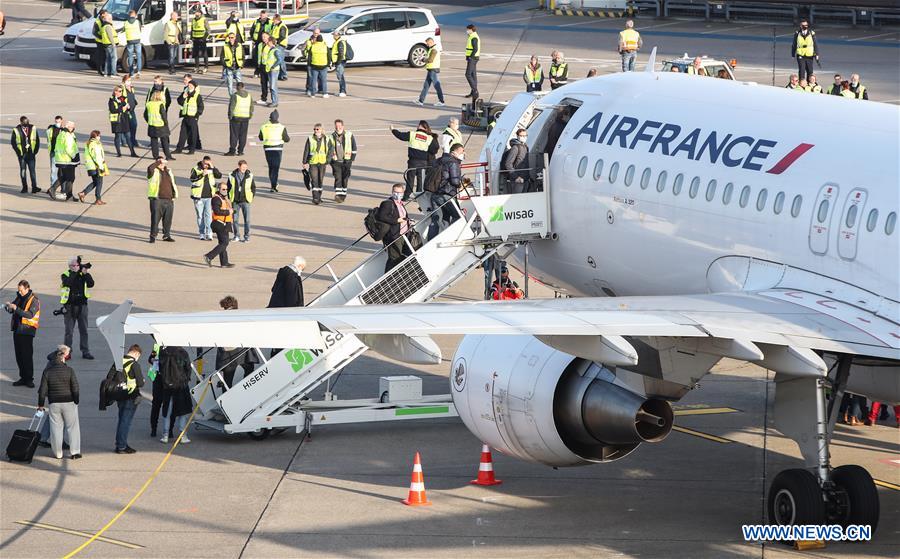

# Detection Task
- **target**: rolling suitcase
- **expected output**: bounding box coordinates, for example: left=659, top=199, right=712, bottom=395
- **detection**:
left=6, top=411, right=45, bottom=463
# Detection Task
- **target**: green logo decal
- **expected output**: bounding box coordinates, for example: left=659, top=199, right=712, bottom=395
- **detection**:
left=284, top=349, right=315, bottom=372
left=489, top=205, right=505, bottom=222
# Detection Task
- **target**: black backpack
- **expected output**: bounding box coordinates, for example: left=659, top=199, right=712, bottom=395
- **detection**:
left=99, top=361, right=132, bottom=410
left=159, top=346, right=190, bottom=390
left=364, top=208, right=389, bottom=242
left=423, top=160, right=443, bottom=194
left=344, top=41, right=355, bottom=61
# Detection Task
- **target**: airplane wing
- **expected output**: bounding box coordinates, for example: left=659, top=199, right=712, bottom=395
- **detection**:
left=100, top=290, right=899, bottom=378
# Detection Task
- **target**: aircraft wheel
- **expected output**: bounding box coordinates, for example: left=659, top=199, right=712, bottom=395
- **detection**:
left=768, top=469, right=826, bottom=527
left=248, top=429, right=271, bottom=441
left=831, top=464, right=879, bottom=532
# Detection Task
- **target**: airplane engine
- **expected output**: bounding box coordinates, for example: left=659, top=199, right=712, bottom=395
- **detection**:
left=451, top=335, right=673, bottom=467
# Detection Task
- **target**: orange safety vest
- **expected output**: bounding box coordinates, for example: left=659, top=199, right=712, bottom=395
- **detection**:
left=212, top=195, right=233, bottom=223
left=20, top=295, right=40, bottom=329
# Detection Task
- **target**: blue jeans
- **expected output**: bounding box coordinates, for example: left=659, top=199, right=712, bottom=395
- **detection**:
left=105, top=45, right=117, bottom=76
left=224, top=68, right=243, bottom=97
left=113, top=131, right=133, bottom=155
left=419, top=70, right=444, bottom=103
left=194, top=197, right=212, bottom=237
left=232, top=201, right=251, bottom=239
left=335, top=63, right=346, bottom=93
left=268, top=69, right=279, bottom=105
left=308, top=68, right=327, bottom=95
left=167, top=44, right=178, bottom=69
left=115, top=398, right=138, bottom=450
left=621, top=51, right=636, bottom=72
left=125, top=42, right=142, bottom=75
left=278, top=46, right=287, bottom=79
left=82, top=171, right=103, bottom=200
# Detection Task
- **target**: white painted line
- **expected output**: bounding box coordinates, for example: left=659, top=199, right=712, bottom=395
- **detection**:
left=636, top=22, right=684, bottom=31
left=559, top=19, right=619, bottom=28
left=847, top=32, right=899, bottom=42
left=488, top=13, right=555, bottom=24
left=700, top=24, right=761, bottom=35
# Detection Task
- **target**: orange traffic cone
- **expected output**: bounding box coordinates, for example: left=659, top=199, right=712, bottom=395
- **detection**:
left=402, top=452, right=432, bottom=506
left=470, top=444, right=502, bottom=486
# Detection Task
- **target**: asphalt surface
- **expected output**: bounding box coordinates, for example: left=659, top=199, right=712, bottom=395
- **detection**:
left=1, top=1, right=898, bottom=558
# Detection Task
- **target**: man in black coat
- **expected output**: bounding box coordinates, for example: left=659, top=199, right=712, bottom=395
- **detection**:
left=376, top=184, right=412, bottom=273
left=268, top=256, right=306, bottom=308
left=6, top=280, right=40, bottom=387
left=501, top=128, right=529, bottom=193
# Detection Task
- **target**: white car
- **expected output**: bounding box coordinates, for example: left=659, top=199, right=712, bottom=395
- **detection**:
left=285, top=5, right=441, bottom=68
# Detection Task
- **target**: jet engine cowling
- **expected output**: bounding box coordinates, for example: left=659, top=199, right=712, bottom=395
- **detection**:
left=451, top=334, right=673, bottom=467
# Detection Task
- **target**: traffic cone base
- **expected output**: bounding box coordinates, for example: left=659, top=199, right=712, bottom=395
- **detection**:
left=402, top=452, right=432, bottom=506
left=471, top=444, right=503, bottom=486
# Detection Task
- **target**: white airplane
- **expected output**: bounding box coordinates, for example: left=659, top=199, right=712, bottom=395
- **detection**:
left=100, top=68, right=898, bottom=534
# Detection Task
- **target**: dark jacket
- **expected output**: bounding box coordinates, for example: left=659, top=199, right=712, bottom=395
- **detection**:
left=228, top=170, right=256, bottom=203
left=376, top=198, right=406, bottom=242
left=190, top=163, right=222, bottom=198
left=177, top=90, right=205, bottom=119
left=501, top=139, right=529, bottom=181
left=11, top=124, right=40, bottom=157
left=267, top=266, right=304, bottom=308
left=47, top=125, right=62, bottom=155
left=109, top=95, right=131, bottom=134
left=146, top=84, right=172, bottom=110
left=849, top=82, right=868, bottom=100
left=38, top=358, right=79, bottom=406
left=61, top=269, right=94, bottom=306
left=123, top=86, right=139, bottom=118
left=438, top=153, right=462, bottom=196
left=791, top=29, right=818, bottom=57
left=144, top=105, right=170, bottom=138
left=9, top=290, right=39, bottom=336
left=391, top=128, right=439, bottom=164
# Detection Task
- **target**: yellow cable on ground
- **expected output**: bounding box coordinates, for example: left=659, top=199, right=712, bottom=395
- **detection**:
left=62, top=378, right=213, bottom=559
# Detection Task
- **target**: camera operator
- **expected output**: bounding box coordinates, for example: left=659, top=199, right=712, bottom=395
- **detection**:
left=59, top=256, right=95, bottom=360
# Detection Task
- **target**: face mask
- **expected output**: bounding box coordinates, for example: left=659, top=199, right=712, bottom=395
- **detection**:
left=128, top=16, right=135, bottom=22
left=455, top=153, right=465, bottom=161
left=518, top=136, right=526, bottom=142
left=392, top=192, right=403, bottom=200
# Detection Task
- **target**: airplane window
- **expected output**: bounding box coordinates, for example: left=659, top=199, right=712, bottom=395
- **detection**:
left=705, top=179, right=717, bottom=202
left=739, top=185, right=751, bottom=208
left=593, top=159, right=604, bottom=181
left=791, top=195, right=802, bottom=217
left=577, top=156, right=588, bottom=178
left=816, top=199, right=829, bottom=223
left=722, top=182, right=734, bottom=205
left=773, top=191, right=785, bottom=215
left=688, top=177, right=700, bottom=199
left=886, top=212, right=897, bottom=235
left=640, top=168, right=651, bottom=190
left=624, top=165, right=635, bottom=186
left=609, top=162, right=619, bottom=183
left=756, top=189, right=768, bottom=211
left=673, top=173, right=683, bottom=195
left=845, top=205, right=859, bottom=229
left=866, top=209, right=878, bottom=232
left=656, top=171, right=667, bottom=192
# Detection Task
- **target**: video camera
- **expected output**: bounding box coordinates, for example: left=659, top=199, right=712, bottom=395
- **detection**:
left=76, top=255, right=92, bottom=270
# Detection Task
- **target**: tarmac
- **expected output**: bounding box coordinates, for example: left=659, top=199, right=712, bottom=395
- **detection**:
left=0, top=1, right=898, bottom=557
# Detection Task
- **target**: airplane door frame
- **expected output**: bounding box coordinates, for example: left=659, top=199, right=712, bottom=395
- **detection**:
left=837, top=188, right=867, bottom=261
left=809, top=183, right=839, bottom=255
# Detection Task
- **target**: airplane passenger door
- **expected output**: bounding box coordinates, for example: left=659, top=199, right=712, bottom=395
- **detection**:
left=481, top=93, right=538, bottom=193
left=809, top=183, right=839, bottom=255
left=837, top=189, right=867, bottom=261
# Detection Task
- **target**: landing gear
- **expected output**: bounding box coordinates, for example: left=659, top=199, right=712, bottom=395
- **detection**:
left=769, top=355, right=880, bottom=534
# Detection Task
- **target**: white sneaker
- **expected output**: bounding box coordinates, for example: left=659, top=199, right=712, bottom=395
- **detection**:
left=434, top=102, right=445, bottom=107
left=322, top=93, right=330, bottom=98
left=180, top=435, right=191, bottom=444
left=160, top=434, right=169, bottom=443
left=255, top=100, right=267, bottom=105
left=232, top=235, right=240, bottom=242
left=198, top=234, right=205, bottom=240
left=306, top=92, right=313, bottom=97
left=338, top=92, right=346, bottom=97
left=414, top=99, right=424, bottom=106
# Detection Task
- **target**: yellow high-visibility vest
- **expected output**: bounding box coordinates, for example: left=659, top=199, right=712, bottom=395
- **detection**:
left=307, top=135, right=328, bottom=165
left=257, top=43, right=272, bottom=65
left=264, top=45, right=278, bottom=72
left=148, top=167, right=177, bottom=198
left=309, top=41, right=328, bottom=66
left=164, top=20, right=180, bottom=44
left=83, top=138, right=106, bottom=173
left=13, top=127, right=38, bottom=154
left=443, top=126, right=461, bottom=147
left=331, top=131, right=353, bottom=160
left=425, top=46, right=440, bottom=70
left=99, top=23, right=118, bottom=45
left=180, top=92, right=199, bottom=117
left=191, top=16, right=207, bottom=39
left=145, top=99, right=165, bottom=127
left=231, top=93, right=251, bottom=119
left=54, top=131, right=78, bottom=164
left=524, top=64, right=541, bottom=84
left=123, top=19, right=141, bottom=42
left=60, top=269, right=92, bottom=304
left=271, top=22, right=288, bottom=47
left=223, top=42, right=244, bottom=68
left=228, top=172, right=255, bottom=203
left=795, top=32, right=814, bottom=57
left=408, top=130, right=433, bottom=152
left=465, top=32, right=480, bottom=57
left=619, top=28, right=640, bottom=51
left=259, top=122, right=285, bottom=147
left=331, top=38, right=347, bottom=63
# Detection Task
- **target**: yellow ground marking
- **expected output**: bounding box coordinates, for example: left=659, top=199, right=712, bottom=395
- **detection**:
left=13, top=521, right=142, bottom=550
left=874, top=479, right=900, bottom=491
left=674, top=407, right=739, bottom=417
left=672, top=425, right=734, bottom=444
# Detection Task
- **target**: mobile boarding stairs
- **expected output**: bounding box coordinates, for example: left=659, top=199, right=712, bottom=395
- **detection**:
left=187, top=161, right=555, bottom=438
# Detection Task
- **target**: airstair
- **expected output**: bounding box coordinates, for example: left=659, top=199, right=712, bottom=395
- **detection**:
left=189, top=161, right=555, bottom=438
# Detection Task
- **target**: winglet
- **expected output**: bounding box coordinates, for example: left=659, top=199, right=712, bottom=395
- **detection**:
left=645, top=47, right=657, bottom=73
left=96, top=300, right=133, bottom=362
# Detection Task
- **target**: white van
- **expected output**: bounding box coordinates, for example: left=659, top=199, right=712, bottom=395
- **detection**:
left=285, top=5, right=441, bottom=68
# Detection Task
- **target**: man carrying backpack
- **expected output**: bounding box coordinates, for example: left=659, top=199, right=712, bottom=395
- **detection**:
left=114, top=344, right=144, bottom=454
left=429, top=143, right=464, bottom=234
left=375, top=183, right=412, bottom=273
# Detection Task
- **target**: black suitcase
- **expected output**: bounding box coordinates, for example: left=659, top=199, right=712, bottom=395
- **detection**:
left=6, top=412, right=45, bottom=463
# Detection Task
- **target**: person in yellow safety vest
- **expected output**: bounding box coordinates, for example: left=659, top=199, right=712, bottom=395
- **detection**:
left=263, top=36, right=282, bottom=106
left=227, top=160, right=256, bottom=242
left=146, top=74, right=172, bottom=109
left=255, top=33, right=273, bottom=104
left=222, top=33, right=244, bottom=96
left=785, top=74, right=803, bottom=91
left=174, top=80, right=203, bottom=154
left=58, top=254, right=95, bottom=359
left=115, top=344, right=145, bottom=453
left=390, top=120, right=438, bottom=201
left=11, top=115, right=41, bottom=194
left=144, top=90, right=174, bottom=160
left=190, top=9, right=210, bottom=73
left=78, top=130, right=108, bottom=205
left=123, top=10, right=142, bottom=77
left=804, top=74, right=823, bottom=93
left=329, top=119, right=357, bottom=202
left=849, top=74, right=868, bottom=100
left=109, top=85, right=137, bottom=158
left=250, top=10, right=271, bottom=56
left=791, top=19, right=818, bottom=82
left=306, top=35, right=330, bottom=97
left=618, top=19, right=642, bottom=72
left=826, top=73, right=842, bottom=96
left=303, top=27, right=321, bottom=93
left=189, top=155, right=222, bottom=240
left=416, top=37, right=445, bottom=106
left=303, top=124, right=330, bottom=205
left=464, top=24, right=480, bottom=99
left=91, top=9, right=108, bottom=77
left=839, top=81, right=856, bottom=99
left=549, top=50, right=568, bottom=90
left=52, top=121, right=79, bottom=202
left=258, top=110, right=290, bottom=192
left=99, top=12, right=119, bottom=77
left=47, top=115, right=64, bottom=190
left=440, top=117, right=462, bottom=154
left=270, top=13, right=288, bottom=80
left=6, top=279, right=41, bottom=387
left=226, top=82, right=254, bottom=156
left=204, top=184, right=235, bottom=267
left=523, top=55, right=544, bottom=92
left=147, top=156, right=177, bottom=243
left=164, top=11, right=181, bottom=74
left=331, top=31, right=349, bottom=96
left=223, top=10, right=244, bottom=44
